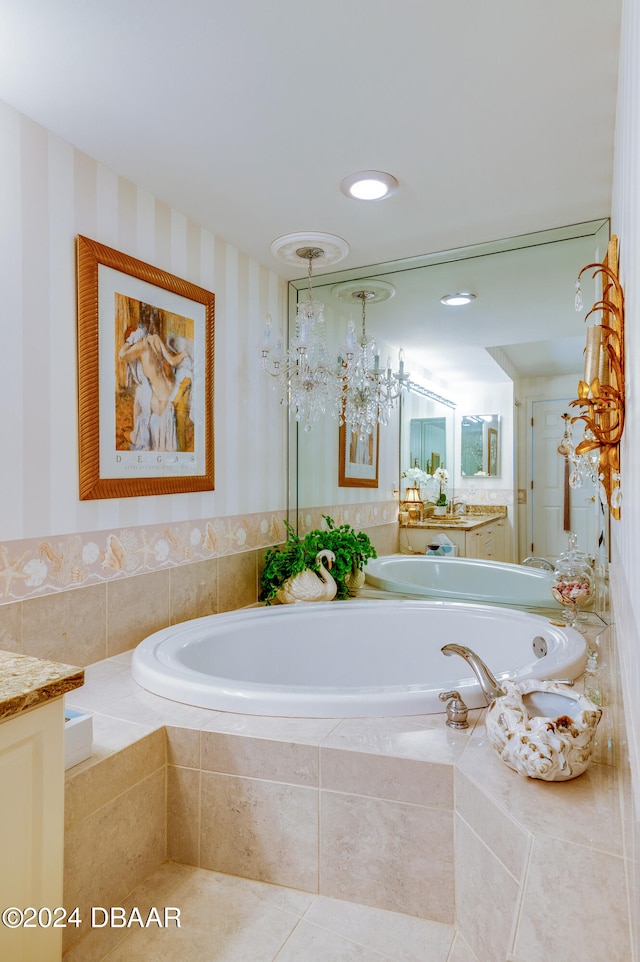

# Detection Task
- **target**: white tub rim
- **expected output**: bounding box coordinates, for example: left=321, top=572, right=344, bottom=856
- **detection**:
left=131, top=598, right=587, bottom=718
left=365, top=553, right=559, bottom=608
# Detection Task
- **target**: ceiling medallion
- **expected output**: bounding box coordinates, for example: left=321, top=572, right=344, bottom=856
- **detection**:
left=270, top=231, right=350, bottom=268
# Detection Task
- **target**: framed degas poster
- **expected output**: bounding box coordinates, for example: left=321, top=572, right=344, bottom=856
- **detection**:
left=76, top=235, right=214, bottom=499
left=338, top=420, right=379, bottom=487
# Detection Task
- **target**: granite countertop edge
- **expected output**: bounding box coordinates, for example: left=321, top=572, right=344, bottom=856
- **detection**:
left=0, top=649, right=84, bottom=722
left=400, top=509, right=507, bottom=531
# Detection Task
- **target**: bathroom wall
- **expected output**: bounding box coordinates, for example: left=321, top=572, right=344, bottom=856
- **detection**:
left=610, top=1, right=640, bottom=957
left=0, top=97, right=292, bottom=660
left=0, top=96, right=397, bottom=663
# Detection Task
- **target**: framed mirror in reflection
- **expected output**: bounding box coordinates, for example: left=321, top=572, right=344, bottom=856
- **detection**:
left=410, top=417, right=446, bottom=475
left=461, top=414, right=500, bottom=477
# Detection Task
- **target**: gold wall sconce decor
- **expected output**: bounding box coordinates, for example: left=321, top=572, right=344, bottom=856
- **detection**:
left=570, top=235, right=624, bottom=519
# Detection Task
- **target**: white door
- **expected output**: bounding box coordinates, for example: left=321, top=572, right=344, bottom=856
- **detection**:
left=530, top=399, right=597, bottom=560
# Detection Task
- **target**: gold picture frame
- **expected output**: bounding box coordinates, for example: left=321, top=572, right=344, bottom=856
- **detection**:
left=76, top=235, right=215, bottom=500
left=338, top=420, right=379, bottom=488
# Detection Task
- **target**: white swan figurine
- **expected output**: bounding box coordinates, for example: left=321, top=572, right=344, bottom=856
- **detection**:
left=276, top=549, right=338, bottom=604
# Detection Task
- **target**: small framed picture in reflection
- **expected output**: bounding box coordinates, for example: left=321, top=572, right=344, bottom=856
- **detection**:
left=338, top=420, right=379, bottom=488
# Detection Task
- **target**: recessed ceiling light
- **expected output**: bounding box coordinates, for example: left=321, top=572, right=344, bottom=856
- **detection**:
left=341, top=170, right=398, bottom=201
left=440, top=292, right=477, bottom=306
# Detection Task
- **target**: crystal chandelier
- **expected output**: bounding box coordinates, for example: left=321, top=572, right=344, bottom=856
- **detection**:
left=261, top=235, right=409, bottom=433
left=260, top=246, right=342, bottom=431
left=341, top=290, right=409, bottom=439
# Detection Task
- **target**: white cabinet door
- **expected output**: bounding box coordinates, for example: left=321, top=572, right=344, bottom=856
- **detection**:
left=0, top=699, right=65, bottom=962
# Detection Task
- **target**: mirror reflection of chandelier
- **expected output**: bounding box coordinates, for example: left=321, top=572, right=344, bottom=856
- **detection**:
left=342, top=289, right=409, bottom=438
left=261, top=233, right=409, bottom=434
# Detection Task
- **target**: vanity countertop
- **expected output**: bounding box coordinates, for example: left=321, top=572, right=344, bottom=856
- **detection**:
left=400, top=510, right=507, bottom=531
left=0, top=649, right=84, bottom=722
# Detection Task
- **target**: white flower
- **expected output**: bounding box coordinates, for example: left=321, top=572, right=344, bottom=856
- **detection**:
left=402, top=467, right=430, bottom=487
left=433, top=466, right=449, bottom=484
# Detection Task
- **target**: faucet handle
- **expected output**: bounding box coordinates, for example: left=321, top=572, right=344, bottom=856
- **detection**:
left=439, top=690, right=469, bottom=729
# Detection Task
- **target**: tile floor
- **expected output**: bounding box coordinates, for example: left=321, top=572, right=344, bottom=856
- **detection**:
left=73, top=860, right=477, bottom=962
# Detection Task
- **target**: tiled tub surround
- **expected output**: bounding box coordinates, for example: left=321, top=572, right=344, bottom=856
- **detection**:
left=0, top=521, right=401, bottom=667
left=62, top=615, right=635, bottom=962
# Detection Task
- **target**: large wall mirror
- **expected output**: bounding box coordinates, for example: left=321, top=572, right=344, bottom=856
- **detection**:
left=287, top=219, right=609, bottom=557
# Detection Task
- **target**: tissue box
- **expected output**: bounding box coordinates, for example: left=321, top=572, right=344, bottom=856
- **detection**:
left=426, top=544, right=458, bottom=557
left=64, top=708, right=93, bottom=770
left=426, top=534, right=458, bottom=557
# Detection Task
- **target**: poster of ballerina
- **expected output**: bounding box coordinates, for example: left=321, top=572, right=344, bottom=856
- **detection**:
left=77, top=235, right=214, bottom=499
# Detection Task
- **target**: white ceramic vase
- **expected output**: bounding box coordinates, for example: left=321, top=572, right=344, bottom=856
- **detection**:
left=433, top=505, right=447, bottom=517
left=344, top=567, right=366, bottom=596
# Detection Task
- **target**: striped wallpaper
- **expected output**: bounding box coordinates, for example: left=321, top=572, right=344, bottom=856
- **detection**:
left=0, top=98, right=289, bottom=544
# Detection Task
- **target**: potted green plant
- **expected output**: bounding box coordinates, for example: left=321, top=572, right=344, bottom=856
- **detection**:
left=302, top=516, right=377, bottom=598
left=259, top=516, right=377, bottom=604
left=259, top=522, right=313, bottom=605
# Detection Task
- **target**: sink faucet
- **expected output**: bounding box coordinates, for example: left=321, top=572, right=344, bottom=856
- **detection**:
left=441, top=643, right=505, bottom=705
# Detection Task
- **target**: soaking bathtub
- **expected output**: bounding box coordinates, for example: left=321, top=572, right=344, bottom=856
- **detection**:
left=365, top=554, right=559, bottom=609
left=131, top=599, right=586, bottom=717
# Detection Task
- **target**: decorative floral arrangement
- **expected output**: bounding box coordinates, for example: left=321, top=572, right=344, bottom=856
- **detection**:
left=401, top=467, right=431, bottom=488
left=433, top=466, right=449, bottom=505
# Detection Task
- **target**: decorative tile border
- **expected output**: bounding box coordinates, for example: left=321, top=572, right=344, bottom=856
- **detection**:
left=0, top=502, right=397, bottom=605
left=295, top=501, right=399, bottom=536
left=0, top=511, right=286, bottom=604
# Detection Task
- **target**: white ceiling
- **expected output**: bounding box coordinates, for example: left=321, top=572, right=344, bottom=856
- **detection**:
left=0, top=0, right=622, bottom=382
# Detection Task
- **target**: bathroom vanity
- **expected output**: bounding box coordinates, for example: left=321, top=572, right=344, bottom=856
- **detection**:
left=0, top=650, right=83, bottom=962
left=399, top=509, right=508, bottom=560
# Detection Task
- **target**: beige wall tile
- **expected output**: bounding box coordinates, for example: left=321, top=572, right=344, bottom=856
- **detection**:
left=448, top=932, right=479, bottom=962
left=64, top=728, right=166, bottom=829
left=64, top=713, right=155, bottom=778
left=201, top=730, right=319, bottom=786
left=514, top=836, right=631, bottom=962
left=64, top=658, right=140, bottom=713
left=167, top=765, right=200, bottom=865
left=321, top=747, right=452, bottom=808
left=218, top=550, right=258, bottom=612
left=201, top=710, right=338, bottom=745
left=166, top=725, right=200, bottom=768
left=23, top=583, right=107, bottom=666
left=366, top=522, right=399, bottom=558
left=170, top=558, right=219, bottom=624
left=455, top=769, right=530, bottom=881
left=454, top=813, right=519, bottom=961
left=320, top=791, right=454, bottom=922
left=322, top=715, right=477, bottom=766
left=0, top=601, right=22, bottom=654
left=63, top=768, right=166, bottom=953
left=106, top=569, right=171, bottom=656
left=457, top=725, right=624, bottom=856
left=200, top=771, right=318, bottom=891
